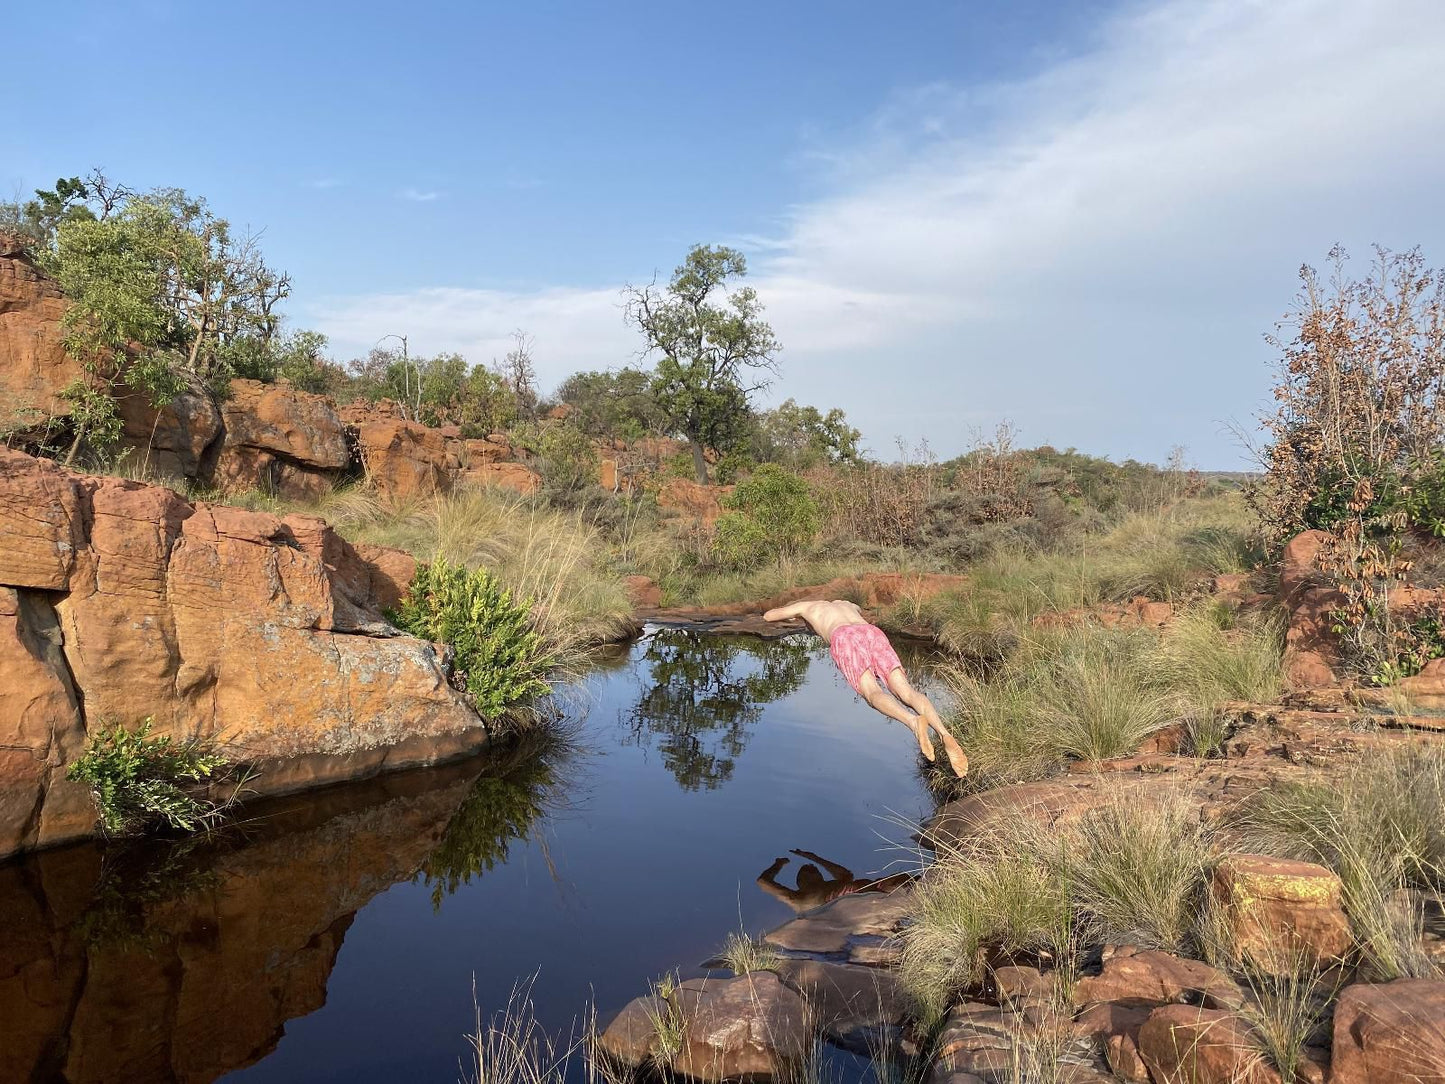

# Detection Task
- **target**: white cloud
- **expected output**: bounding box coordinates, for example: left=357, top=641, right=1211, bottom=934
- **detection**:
left=397, top=187, right=443, bottom=202
left=311, top=0, right=1445, bottom=465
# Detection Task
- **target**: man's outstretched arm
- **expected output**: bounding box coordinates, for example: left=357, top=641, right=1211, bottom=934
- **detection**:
left=763, top=601, right=810, bottom=623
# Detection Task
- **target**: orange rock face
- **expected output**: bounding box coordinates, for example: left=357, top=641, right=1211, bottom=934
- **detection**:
left=0, top=448, right=485, bottom=858
left=1279, top=530, right=1347, bottom=689
left=353, top=419, right=452, bottom=500
left=0, top=241, right=87, bottom=432
left=463, top=460, right=542, bottom=495
left=1137, top=1005, right=1282, bottom=1084
left=658, top=477, right=734, bottom=526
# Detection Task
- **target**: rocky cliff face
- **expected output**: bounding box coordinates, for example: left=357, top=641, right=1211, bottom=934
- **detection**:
left=0, top=447, right=487, bottom=858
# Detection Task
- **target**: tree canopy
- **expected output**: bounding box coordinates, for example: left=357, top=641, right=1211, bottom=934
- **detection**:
left=624, top=244, right=780, bottom=483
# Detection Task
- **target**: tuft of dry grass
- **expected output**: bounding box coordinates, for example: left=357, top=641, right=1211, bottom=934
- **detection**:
left=718, top=931, right=782, bottom=976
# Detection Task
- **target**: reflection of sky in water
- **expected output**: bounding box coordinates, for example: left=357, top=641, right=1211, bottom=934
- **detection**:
left=0, top=630, right=939, bottom=1084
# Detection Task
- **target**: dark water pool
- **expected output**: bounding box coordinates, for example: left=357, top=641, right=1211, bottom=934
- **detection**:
left=0, top=629, right=941, bottom=1083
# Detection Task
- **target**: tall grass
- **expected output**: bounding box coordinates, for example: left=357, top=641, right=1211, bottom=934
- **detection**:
left=916, top=496, right=1254, bottom=656
left=899, top=795, right=1218, bottom=1018
left=939, top=606, right=1283, bottom=790
left=462, top=978, right=625, bottom=1084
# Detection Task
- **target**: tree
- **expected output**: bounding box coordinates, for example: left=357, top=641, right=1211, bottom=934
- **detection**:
left=40, top=181, right=291, bottom=461
left=494, top=330, right=539, bottom=420
left=624, top=244, right=780, bottom=484
left=753, top=398, right=861, bottom=469
left=555, top=366, right=665, bottom=439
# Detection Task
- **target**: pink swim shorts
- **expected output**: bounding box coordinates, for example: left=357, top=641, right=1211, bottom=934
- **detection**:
left=829, top=623, right=902, bottom=694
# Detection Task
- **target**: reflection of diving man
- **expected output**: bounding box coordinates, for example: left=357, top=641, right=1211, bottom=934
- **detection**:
left=756, top=849, right=914, bottom=913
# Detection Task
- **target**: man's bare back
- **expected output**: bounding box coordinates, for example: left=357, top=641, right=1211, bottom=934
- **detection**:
left=762, top=599, right=968, bottom=777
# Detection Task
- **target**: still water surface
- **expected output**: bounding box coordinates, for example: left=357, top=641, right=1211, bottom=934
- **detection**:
left=0, top=629, right=940, bottom=1083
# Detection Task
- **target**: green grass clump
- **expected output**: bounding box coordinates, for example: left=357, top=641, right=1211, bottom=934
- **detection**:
left=1230, top=746, right=1445, bottom=980
left=898, top=821, right=1073, bottom=1023
left=1065, top=794, right=1216, bottom=952
left=899, top=795, right=1218, bottom=1019
left=392, top=558, right=552, bottom=717
left=718, top=931, right=782, bottom=975
left=66, top=719, right=233, bottom=835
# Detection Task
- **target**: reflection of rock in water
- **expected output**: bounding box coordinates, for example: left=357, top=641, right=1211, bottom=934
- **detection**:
left=0, top=736, right=563, bottom=1083
left=626, top=631, right=817, bottom=790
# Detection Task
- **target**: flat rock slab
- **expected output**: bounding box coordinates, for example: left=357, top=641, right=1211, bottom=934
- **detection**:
left=763, top=891, right=913, bottom=955
left=1073, top=946, right=1243, bottom=1011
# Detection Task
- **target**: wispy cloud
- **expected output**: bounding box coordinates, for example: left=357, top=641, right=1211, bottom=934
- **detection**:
left=397, top=187, right=444, bottom=202
left=306, top=177, right=344, bottom=190
left=311, top=0, right=1445, bottom=464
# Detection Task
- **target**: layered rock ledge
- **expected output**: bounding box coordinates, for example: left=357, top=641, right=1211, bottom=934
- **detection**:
left=0, top=448, right=487, bottom=858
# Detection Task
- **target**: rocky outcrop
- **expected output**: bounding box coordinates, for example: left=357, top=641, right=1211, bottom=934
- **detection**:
left=1279, top=530, right=1349, bottom=689
left=0, top=238, right=86, bottom=434
left=599, top=973, right=810, bottom=1082
left=658, top=477, right=733, bottom=526
left=0, top=447, right=486, bottom=857
left=211, top=378, right=349, bottom=497
left=115, top=384, right=223, bottom=480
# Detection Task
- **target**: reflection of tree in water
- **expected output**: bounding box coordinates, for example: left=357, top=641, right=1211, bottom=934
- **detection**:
left=627, top=631, right=816, bottom=790
left=416, top=728, right=574, bottom=909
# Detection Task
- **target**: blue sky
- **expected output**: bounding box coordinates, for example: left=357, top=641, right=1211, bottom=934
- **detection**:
left=9, top=0, right=1445, bottom=466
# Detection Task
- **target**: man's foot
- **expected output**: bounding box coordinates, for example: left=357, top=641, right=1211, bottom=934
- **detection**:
left=940, top=739, right=968, bottom=778
left=914, top=724, right=936, bottom=762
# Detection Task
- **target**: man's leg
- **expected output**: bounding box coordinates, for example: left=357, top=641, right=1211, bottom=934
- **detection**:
left=885, top=668, right=969, bottom=777
left=857, top=670, right=936, bottom=762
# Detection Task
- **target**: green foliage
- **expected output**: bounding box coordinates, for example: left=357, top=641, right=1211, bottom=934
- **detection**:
left=713, top=464, right=820, bottom=569
left=65, top=719, right=230, bottom=835
left=58, top=380, right=122, bottom=455
left=624, top=244, right=779, bottom=483
left=555, top=366, right=665, bottom=439
left=535, top=422, right=599, bottom=491
left=751, top=398, right=861, bottom=469
left=391, top=558, right=552, bottom=716
left=232, top=328, right=332, bottom=393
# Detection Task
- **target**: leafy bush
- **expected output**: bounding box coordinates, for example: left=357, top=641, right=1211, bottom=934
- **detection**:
left=65, top=719, right=231, bottom=835
left=391, top=557, right=552, bottom=716
left=712, top=464, right=820, bottom=569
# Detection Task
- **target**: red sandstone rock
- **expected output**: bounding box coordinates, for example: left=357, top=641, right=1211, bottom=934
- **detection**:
left=625, top=575, right=663, bottom=608
left=1137, top=1005, right=1279, bottom=1084
left=353, top=420, right=451, bottom=500
left=658, top=477, right=733, bottom=526
left=1331, top=979, right=1445, bottom=1084
left=0, top=243, right=87, bottom=432
left=114, top=384, right=223, bottom=480
left=0, top=449, right=483, bottom=857
left=1073, top=947, right=1242, bottom=1010
left=1074, top=1001, right=1151, bottom=1082
left=1279, top=531, right=1346, bottom=689
left=462, top=460, right=541, bottom=495
left=1211, top=854, right=1353, bottom=972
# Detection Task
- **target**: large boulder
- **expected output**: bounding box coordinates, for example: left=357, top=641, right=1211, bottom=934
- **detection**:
left=1279, top=531, right=1346, bottom=689
left=599, top=973, right=810, bottom=1082
left=1073, top=947, right=1243, bottom=1011
left=1136, top=1005, right=1280, bottom=1084
left=353, top=420, right=451, bottom=501
left=1331, top=979, right=1445, bottom=1084
left=219, top=379, right=349, bottom=470
left=114, top=384, right=223, bottom=480
left=211, top=378, right=349, bottom=497
left=0, top=447, right=486, bottom=857
left=1211, top=854, right=1353, bottom=972
left=658, top=478, right=733, bottom=526
left=0, top=241, right=86, bottom=434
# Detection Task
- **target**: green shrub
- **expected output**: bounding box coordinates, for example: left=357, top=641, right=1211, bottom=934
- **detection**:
left=713, top=464, right=820, bottom=569
left=391, top=557, right=552, bottom=716
left=65, top=719, right=231, bottom=835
